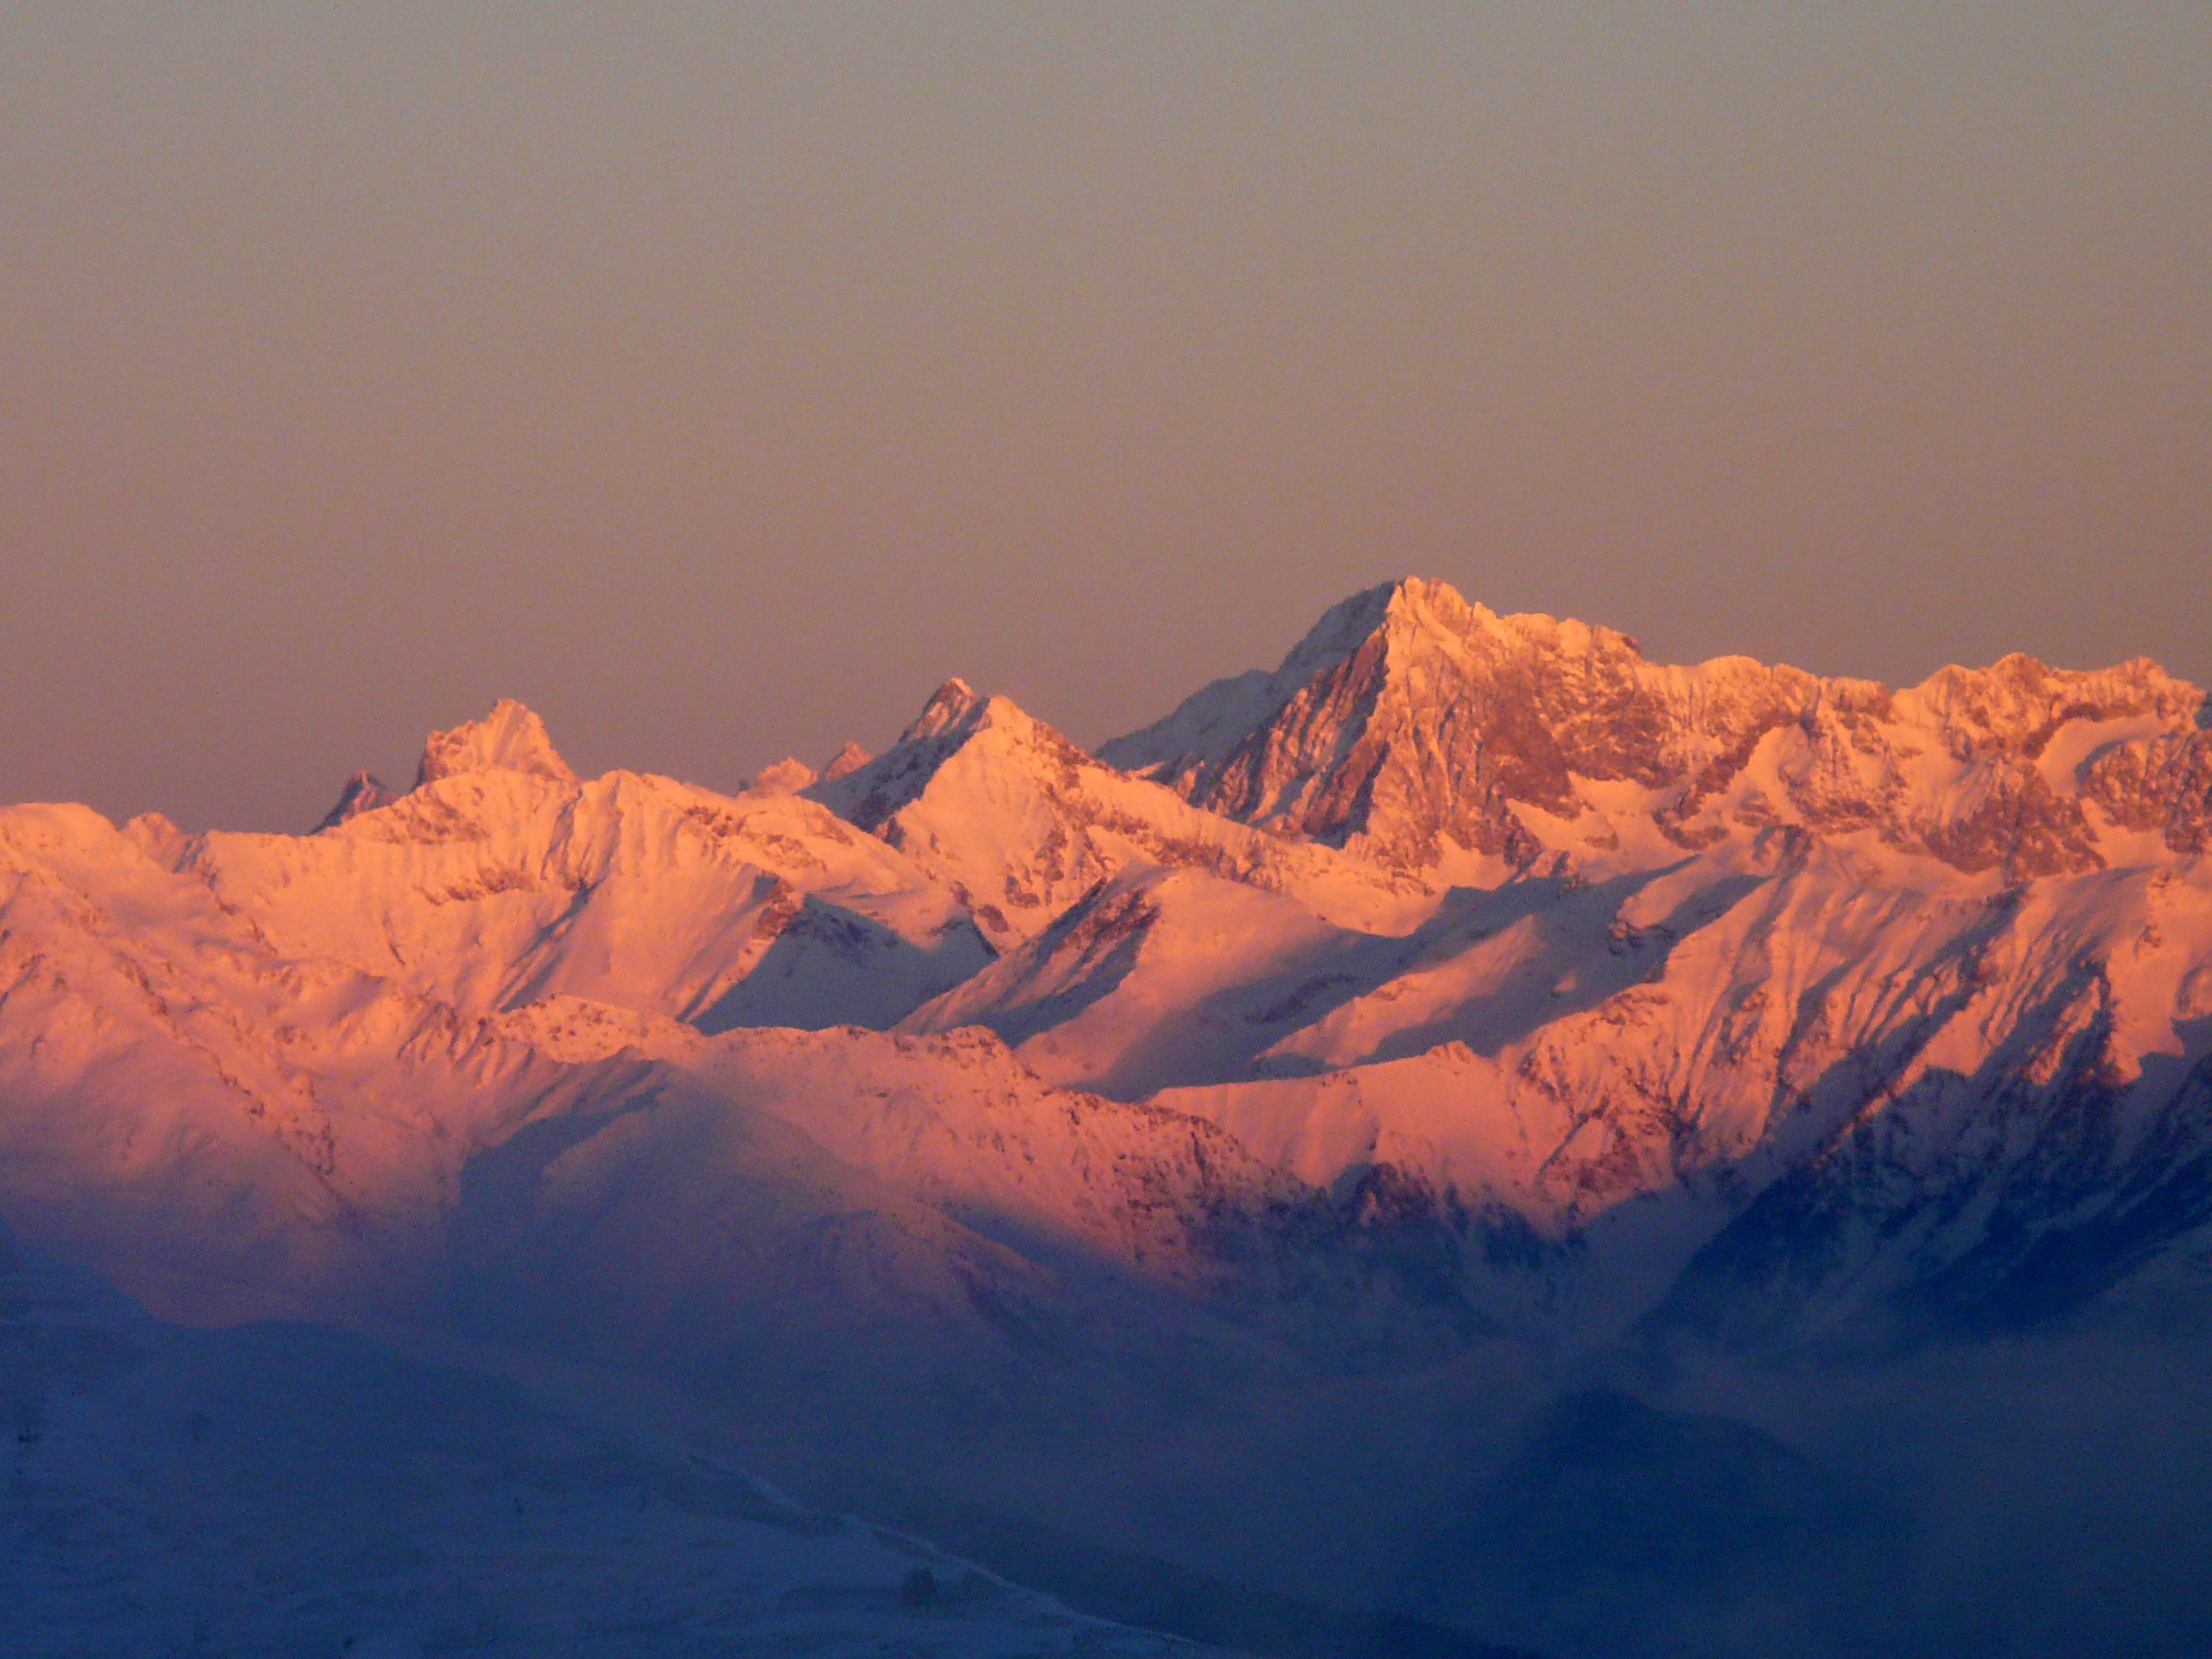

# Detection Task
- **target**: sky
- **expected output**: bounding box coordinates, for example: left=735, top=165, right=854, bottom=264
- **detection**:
left=3, top=3, right=2206, bottom=831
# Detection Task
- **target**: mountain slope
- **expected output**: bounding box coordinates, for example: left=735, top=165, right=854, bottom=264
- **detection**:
left=0, top=1226, right=1228, bottom=1658
left=0, top=788, right=1491, bottom=1382
left=6, top=576, right=2211, bottom=1390
left=898, top=866, right=1360, bottom=1098
left=1159, top=841, right=2212, bottom=1340
left=10, top=575, right=2212, bottom=1659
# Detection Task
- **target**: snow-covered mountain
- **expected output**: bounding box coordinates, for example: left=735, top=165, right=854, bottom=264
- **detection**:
left=1105, top=576, right=2211, bottom=881
left=5, top=580, right=2209, bottom=1357
left=5, top=576, right=2212, bottom=1651
left=806, top=676, right=1433, bottom=947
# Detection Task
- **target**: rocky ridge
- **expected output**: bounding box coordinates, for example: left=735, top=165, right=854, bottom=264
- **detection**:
left=3, top=577, right=2209, bottom=1376
left=1104, top=577, right=2211, bottom=882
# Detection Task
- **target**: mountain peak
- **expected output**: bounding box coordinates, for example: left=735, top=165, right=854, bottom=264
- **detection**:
left=314, top=770, right=395, bottom=833
left=747, top=757, right=817, bottom=796
left=820, top=741, right=872, bottom=781
left=1103, top=577, right=1782, bottom=868
left=811, top=679, right=1065, bottom=836
left=1273, top=577, right=1494, bottom=671
left=1108, top=578, right=2212, bottom=880
left=415, top=700, right=577, bottom=790
left=901, top=678, right=989, bottom=745
left=1381, top=574, right=1481, bottom=632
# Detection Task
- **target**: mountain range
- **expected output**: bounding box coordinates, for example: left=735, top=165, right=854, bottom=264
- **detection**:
left=6, top=575, right=2211, bottom=1656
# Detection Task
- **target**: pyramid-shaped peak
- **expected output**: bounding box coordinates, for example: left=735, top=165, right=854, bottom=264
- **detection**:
left=314, top=769, right=396, bottom=832
left=1101, top=577, right=1663, bottom=868
left=1278, top=577, right=1496, bottom=676
left=415, top=699, right=577, bottom=790
left=1382, top=575, right=1482, bottom=628
left=899, top=677, right=993, bottom=745
left=811, top=679, right=1083, bottom=836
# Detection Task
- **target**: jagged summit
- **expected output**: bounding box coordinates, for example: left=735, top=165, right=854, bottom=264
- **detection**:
left=1104, top=578, right=1630, bottom=767
left=6, top=569, right=2212, bottom=1589
left=810, top=678, right=1077, bottom=836
left=901, top=677, right=993, bottom=745
left=261, top=588, right=2208, bottom=894
left=1102, top=576, right=1674, bottom=868
left=314, top=770, right=394, bottom=833
left=1294, top=576, right=1554, bottom=673
left=414, top=699, right=577, bottom=790
left=802, top=675, right=1421, bottom=951
left=1105, top=576, right=2211, bottom=878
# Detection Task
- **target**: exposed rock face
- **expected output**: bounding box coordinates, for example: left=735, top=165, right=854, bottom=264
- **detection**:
left=808, top=678, right=1424, bottom=949
left=811, top=678, right=1005, bottom=836
left=1104, top=577, right=2209, bottom=880
left=1107, top=580, right=1720, bottom=867
left=414, top=698, right=577, bottom=789
left=314, top=770, right=394, bottom=833
left=3, top=580, right=2211, bottom=1389
left=2082, top=728, right=2212, bottom=855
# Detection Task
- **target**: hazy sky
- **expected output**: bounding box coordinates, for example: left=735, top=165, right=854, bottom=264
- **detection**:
left=3, top=3, right=2207, bottom=830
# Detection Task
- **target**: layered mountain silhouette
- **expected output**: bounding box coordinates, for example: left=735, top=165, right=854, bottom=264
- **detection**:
left=5, top=576, right=2209, bottom=1364
left=10, top=575, right=2212, bottom=1654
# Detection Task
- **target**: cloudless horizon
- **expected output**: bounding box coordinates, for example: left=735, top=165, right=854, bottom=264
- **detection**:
left=4, top=4, right=2207, bottom=831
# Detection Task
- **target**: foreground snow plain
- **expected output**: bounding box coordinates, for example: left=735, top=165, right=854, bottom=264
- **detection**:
left=5, top=577, right=2211, bottom=1656
left=1, top=1227, right=1223, bottom=1658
